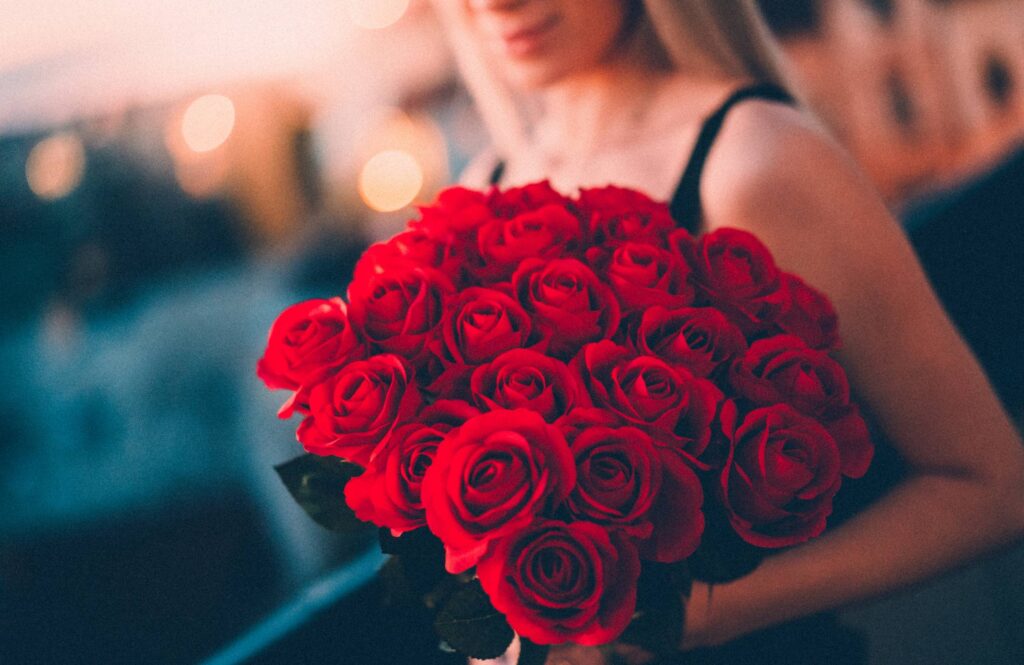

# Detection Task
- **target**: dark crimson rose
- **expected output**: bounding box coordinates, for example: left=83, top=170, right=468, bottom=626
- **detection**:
left=575, top=342, right=721, bottom=460
left=476, top=519, right=641, bottom=646
left=416, top=399, right=481, bottom=431
left=344, top=423, right=442, bottom=535
left=512, top=259, right=621, bottom=358
left=555, top=408, right=624, bottom=443
left=692, top=228, right=787, bottom=332
left=470, top=349, right=587, bottom=422
left=296, top=354, right=420, bottom=465
left=413, top=185, right=492, bottom=235
left=257, top=298, right=366, bottom=417
left=438, top=288, right=533, bottom=366
left=720, top=403, right=842, bottom=548
left=567, top=426, right=705, bottom=562
left=347, top=262, right=454, bottom=363
left=595, top=241, right=695, bottom=314
left=730, top=335, right=872, bottom=478
left=472, top=204, right=583, bottom=281
left=666, top=228, right=698, bottom=266
left=776, top=274, right=840, bottom=351
left=576, top=185, right=675, bottom=245
left=421, top=409, right=576, bottom=573
left=634, top=306, right=747, bottom=378
left=352, top=228, right=464, bottom=287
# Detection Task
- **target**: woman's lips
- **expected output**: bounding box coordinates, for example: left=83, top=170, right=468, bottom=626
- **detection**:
left=494, top=13, right=559, bottom=57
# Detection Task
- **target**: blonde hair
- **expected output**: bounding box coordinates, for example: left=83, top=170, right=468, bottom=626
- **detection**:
left=434, top=0, right=796, bottom=157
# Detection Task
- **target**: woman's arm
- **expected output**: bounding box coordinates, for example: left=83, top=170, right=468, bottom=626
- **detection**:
left=688, top=100, right=1024, bottom=648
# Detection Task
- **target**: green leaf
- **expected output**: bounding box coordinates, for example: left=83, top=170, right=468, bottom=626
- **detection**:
left=434, top=579, right=514, bottom=660
left=274, top=454, right=369, bottom=533
left=517, top=637, right=549, bottom=665
left=620, top=562, right=685, bottom=656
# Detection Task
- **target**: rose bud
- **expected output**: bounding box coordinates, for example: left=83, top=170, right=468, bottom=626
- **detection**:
left=347, top=262, right=455, bottom=365
left=296, top=354, right=420, bottom=466
left=512, top=258, right=621, bottom=359
left=256, top=298, right=366, bottom=418
left=421, top=410, right=576, bottom=573
left=720, top=403, right=842, bottom=548
left=634, top=306, right=747, bottom=378
left=730, top=335, right=873, bottom=478
left=576, top=185, right=675, bottom=245
left=344, top=423, right=443, bottom=536
left=567, top=426, right=704, bottom=563
left=470, top=349, right=588, bottom=422
left=575, top=341, right=721, bottom=461
left=476, top=519, right=641, bottom=646
left=776, top=274, right=840, bottom=351
left=692, top=228, right=788, bottom=333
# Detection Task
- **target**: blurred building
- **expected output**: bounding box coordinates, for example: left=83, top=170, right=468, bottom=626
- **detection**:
left=761, top=0, right=1024, bottom=202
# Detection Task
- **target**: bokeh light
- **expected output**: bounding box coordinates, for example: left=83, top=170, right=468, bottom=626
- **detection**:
left=345, top=0, right=409, bottom=30
left=26, top=132, right=86, bottom=200
left=181, top=94, right=236, bottom=152
left=358, top=149, right=423, bottom=212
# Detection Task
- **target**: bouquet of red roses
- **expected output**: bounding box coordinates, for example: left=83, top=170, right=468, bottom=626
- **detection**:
left=258, top=181, right=873, bottom=662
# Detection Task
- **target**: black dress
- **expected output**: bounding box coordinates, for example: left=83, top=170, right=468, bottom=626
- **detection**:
left=490, top=82, right=870, bottom=665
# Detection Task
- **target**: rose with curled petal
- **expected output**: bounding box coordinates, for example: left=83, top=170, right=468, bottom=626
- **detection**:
left=575, top=341, right=721, bottom=461
left=775, top=274, right=841, bottom=351
left=296, top=354, right=420, bottom=465
left=476, top=519, right=641, bottom=646
left=576, top=185, right=675, bottom=245
left=590, top=241, right=695, bottom=314
left=692, top=228, right=788, bottom=333
left=566, top=426, right=705, bottom=562
left=344, top=423, right=442, bottom=535
left=421, top=409, right=576, bottom=573
left=730, top=335, right=872, bottom=478
left=413, top=185, right=493, bottom=235
left=470, top=349, right=587, bottom=422
left=512, top=259, right=621, bottom=359
left=470, top=204, right=583, bottom=282
left=352, top=228, right=465, bottom=287
left=347, top=262, right=455, bottom=365
left=720, top=403, right=842, bottom=548
left=438, top=288, right=534, bottom=366
left=634, top=306, right=747, bottom=378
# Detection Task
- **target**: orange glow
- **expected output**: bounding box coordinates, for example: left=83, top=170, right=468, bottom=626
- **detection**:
left=346, top=0, right=409, bottom=30
left=181, top=94, right=236, bottom=152
left=26, top=132, right=86, bottom=200
left=358, top=149, right=423, bottom=212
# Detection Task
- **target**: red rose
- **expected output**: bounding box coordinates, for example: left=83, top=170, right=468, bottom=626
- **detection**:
left=416, top=399, right=481, bottom=431
left=730, top=335, right=872, bottom=478
left=256, top=298, right=365, bottom=418
left=470, top=349, right=587, bottom=422
left=488, top=180, right=571, bottom=217
left=576, top=342, right=721, bottom=460
left=352, top=229, right=464, bottom=287
left=344, top=423, right=441, bottom=535
left=576, top=185, right=675, bottom=245
left=413, top=185, right=492, bottom=235
left=438, top=288, right=534, bottom=366
left=471, top=204, right=583, bottom=281
left=720, top=403, right=842, bottom=547
left=347, top=262, right=455, bottom=364
left=692, top=228, right=787, bottom=332
left=421, top=410, right=576, bottom=573
left=566, top=426, right=704, bottom=562
left=776, top=274, right=840, bottom=351
left=555, top=407, right=624, bottom=443
left=476, top=519, right=641, bottom=646
left=296, top=354, right=420, bottom=465
left=591, top=241, right=695, bottom=314
left=634, top=306, right=747, bottom=378
left=512, top=259, right=621, bottom=359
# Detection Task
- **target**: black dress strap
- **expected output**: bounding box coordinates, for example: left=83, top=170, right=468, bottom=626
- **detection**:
left=488, top=159, right=506, bottom=186
left=669, top=82, right=794, bottom=232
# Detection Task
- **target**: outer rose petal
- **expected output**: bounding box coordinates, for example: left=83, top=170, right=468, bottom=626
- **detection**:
left=476, top=520, right=641, bottom=646
left=639, top=449, right=705, bottom=563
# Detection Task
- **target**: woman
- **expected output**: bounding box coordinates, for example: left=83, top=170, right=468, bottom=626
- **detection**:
left=436, top=0, right=1024, bottom=662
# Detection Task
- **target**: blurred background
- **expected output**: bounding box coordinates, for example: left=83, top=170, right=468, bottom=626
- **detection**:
left=0, top=1, right=1021, bottom=663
